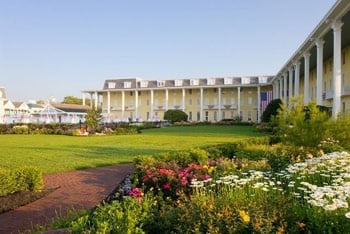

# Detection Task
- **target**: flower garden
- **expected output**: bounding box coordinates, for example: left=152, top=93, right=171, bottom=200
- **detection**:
left=63, top=101, right=350, bottom=233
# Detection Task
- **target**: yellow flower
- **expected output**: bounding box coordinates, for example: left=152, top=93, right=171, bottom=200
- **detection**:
left=239, top=210, right=250, bottom=223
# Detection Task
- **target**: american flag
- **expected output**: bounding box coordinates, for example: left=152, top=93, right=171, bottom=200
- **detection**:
left=261, top=90, right=273, bottom=114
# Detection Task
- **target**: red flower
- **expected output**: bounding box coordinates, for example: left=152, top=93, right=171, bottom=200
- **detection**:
left=163, top=182, right=171, bottom=190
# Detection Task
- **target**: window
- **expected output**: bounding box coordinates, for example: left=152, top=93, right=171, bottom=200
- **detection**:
left=258, top=77, right=268, bottom=83
left=248, top=111, right=252, bottom=121
left=189, top=111, right=192, bottom=121
left=157, top=80, right=165, bottom=87
left=205, top=111, right=209, bottom=121
left=190, top=79, right=199, bottom=86
left=224, top=78, right=233, bottom=85
left=197, top=112, right=200, bottom=121
left=323, top=63, right=327, bottom=74
left=108, top=82, right=116, bottom=89
left=342, top=51, right=346, bottom=65
left=140, top=81, right=148, bottom=88
left=214, top=111, right=217, bottom=121
left=130, top=91, right=133, bottom=96
left=175, top=80, right=183, bottom=87
left=214, top=88, right=217, bottom=93
left=138, top=91, right=141, bottom=96
left=248, top=97, right=252, bottom=105
left=124, top=82, right=132, bottom=89
left=207, top=78, right=215, bottom=85
left=147, top=112, right=150, bottom=120
left=241, top=77, right=250, bottom=84
left=222, top=111, right=225, bottom=119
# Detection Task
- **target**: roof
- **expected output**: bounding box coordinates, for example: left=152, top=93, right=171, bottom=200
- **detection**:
left=51, top=103, right=90, bottom=113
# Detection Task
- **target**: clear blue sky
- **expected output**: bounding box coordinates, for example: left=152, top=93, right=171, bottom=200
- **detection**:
left=0, top=0, right=336, bottom=102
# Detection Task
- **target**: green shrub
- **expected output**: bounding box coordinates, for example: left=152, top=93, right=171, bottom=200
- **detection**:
left=70, top=194, right=157, bottom=234
left=261, top=98, right=282, bottom=123
left=0, top=167, right=43, bottom=196
left=163, top=110, right=188, bottom=123
left=276, top=101, right=330, bottom=147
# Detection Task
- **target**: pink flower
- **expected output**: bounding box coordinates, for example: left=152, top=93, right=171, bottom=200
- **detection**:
left=129, top=187, right=143, bottom=198
left=181, top=177, right=188, bottom=186
left=163, top=182, right=171, bottom=190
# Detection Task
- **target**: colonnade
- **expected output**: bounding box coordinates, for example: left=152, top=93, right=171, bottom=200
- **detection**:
left=273, top=20, right=343, bottom=119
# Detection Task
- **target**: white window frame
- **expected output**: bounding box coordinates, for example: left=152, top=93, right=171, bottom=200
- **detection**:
left=224, top=78, right=233, bottom=85
left=124, top=81, right=132, bottom=89
left=207, top=78, right=216, bottom=86
left=175, top=80, right=183, bottom=87
left=108, top=82, right=116, bottom=89
left=190, top=79, right=199, bottom=86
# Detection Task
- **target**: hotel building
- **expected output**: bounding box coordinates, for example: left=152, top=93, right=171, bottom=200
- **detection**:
left=82, top=0, right=350, bottom=122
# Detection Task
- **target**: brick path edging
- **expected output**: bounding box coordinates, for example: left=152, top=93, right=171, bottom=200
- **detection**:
left=0, top=163, right=135, bottom=234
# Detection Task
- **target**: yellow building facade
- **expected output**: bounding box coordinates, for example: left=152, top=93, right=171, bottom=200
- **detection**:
left=272, top=0, right=350, bottom=118
left=83, top=77, right=273, bottom=123
left=83, top=0, right=350, bottom=122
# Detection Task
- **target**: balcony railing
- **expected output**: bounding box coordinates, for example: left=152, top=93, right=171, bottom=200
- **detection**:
left=323, top=88, right=350, bottom=100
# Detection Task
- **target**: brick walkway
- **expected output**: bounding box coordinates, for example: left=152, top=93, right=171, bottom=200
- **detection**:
left=0, top=164, right=134, bottom=234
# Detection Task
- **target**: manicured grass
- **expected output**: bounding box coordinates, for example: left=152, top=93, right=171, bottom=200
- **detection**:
left=0, top=125, right=264, bottom=173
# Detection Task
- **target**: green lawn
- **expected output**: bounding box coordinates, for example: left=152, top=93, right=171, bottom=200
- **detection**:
left=0, top=125, right=264, bottom=173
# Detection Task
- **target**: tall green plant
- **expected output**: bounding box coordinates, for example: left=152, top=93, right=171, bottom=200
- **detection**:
left=276, top=100, right=330, bottom=147
left=85, top=108, right=102, bottom=133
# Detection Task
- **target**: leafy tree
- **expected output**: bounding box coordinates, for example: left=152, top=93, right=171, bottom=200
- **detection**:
left=85, top=108, right=102, bottom=133
left=164, top=110, right=188, bottom=123
left=276, top=100, right=330, bottom=147
left=62, top=96, right=90, bottom=106
left=261, top=98, right=282, bottom=123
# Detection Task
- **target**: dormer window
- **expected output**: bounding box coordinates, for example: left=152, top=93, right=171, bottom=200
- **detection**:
left=224, top=78, right=233, bottom=85
left=241, top=77, right=250, bottom=84
left=207, top=78, right=216, bottom=86
left=140, top=81, right=148, bottom=88
left=124, top=81, right=132, bottom=88
left=190, top=79, right=199, bottom=86
left=157, top=80, right=165, bottom=87
left=258, top=76, right=268, bottom=83
left=108, top=82, right=116, bottom=89
left=175, top=80, right=183, bottom=87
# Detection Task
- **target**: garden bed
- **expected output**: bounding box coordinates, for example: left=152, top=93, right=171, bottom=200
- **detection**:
left=0, top=188, right=56, bottom=214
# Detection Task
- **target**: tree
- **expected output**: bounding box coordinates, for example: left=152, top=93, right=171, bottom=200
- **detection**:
left=261, top=99, right=282, bottom=123
left=85, top=108, right=102, bottom=133
left=276, top=100, right=330, bottom=147
left=62, top=96, right=90, bottom=106
left=163, top=110, right=188, bottom=123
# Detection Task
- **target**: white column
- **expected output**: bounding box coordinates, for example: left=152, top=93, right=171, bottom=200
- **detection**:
left=107, top=91, right=111, bottom=116
left=150, top=90, right=154, bottom=120
left=332, top=20, right=343, bottom=118
left=165, top=89, right=169, bottom=111
left=182, top=88, right=185, bottom=111
left=279, top=78, right=283, bottom=99
left=303, top=52, right=311, bottom=105
left=237, top=87, right=241, bottom=118
left=316, top=38, right=325, bottom=105
left=218, top=87, right=222, bottom=121
left=294, top=61, right=300, bottom=97
left=135, top=90, right=138, bottom=120
left=288, top=67, right=293, bottom=106
left=283, top=72, right=287, bottom=103
left=82, top=94, right=86, bottom=106
left=94, top=91, right=98, bottom=110
left=89, top=93, right=93, bottom=108
left=200, top=88, right=204, bottom=121
left=257, top=86, right=261, bottom=123
left=121, top=91, right=125, bottom=120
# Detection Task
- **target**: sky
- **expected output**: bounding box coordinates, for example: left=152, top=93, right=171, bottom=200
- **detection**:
left=0, top=0, right=337, bottom=102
